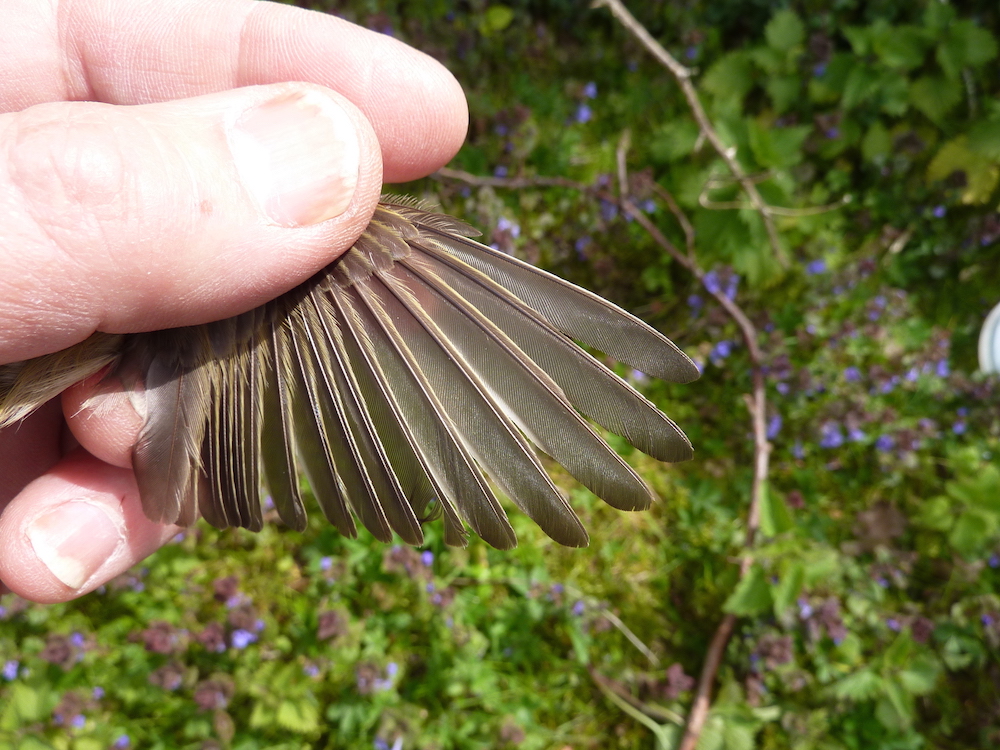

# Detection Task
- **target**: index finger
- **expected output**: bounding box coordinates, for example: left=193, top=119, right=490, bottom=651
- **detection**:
left=1, top=0, right=468, bottom=182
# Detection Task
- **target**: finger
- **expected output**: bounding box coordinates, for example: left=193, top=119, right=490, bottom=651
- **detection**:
left=62, top=370, right=141, bottom=471
left=2, top=0, right=468, bottom=183
left=0, top=82, right=383, bottom=363
left=0, top=447, right=180, bottom=603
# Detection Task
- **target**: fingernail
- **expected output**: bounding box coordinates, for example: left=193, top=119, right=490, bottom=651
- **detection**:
left=26, top=500, right=124, bottom=589
left=229, top=89, right=361, bottom=227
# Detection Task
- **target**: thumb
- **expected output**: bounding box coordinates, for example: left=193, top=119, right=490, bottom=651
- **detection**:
left=0, top=82, right=383, bottom=363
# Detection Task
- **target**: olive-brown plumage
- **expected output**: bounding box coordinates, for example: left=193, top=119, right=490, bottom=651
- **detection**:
left=0, top=200, right=699, bottom=549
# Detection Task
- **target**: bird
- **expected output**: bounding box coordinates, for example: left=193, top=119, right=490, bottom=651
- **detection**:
left=0, top=198, right=699, bottom=550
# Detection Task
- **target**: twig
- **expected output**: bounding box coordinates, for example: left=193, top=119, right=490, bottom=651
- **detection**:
left=588, top=666, right=686, bottom=730
left=616, top=130, right=632, bottom=199
left=592, top=0, right=787, bottom=267
left=599, top=606, right=661, bottom=667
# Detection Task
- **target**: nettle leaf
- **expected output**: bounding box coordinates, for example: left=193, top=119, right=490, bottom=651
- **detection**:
left=832, top=669, right=883, bottom=701
left=277, top=697, right=320, bottom=734
left=765, top=76, right=802, bottom=114
left=926, top=136, right=1000, bottom=204
left=772, top=563, right=805, bottom=617
left=948, top=509, right=995, bottom=557
left=748, top=120, right=810, bottom=169
left=765, top=9, right=805, bottom=52
left=759, top=483, right=794, bottom=537
left=937, top=21, right=998, bottom=79
left=876, top=681, right=915, bottom=731
left=897, top=655, right=941, bottom=696
left=842, top=26, right=871, bottom=56
left=808, top=53, right=855, bottom=103
left=841, top=63, right=882, bottom=110
left=915, top=495, right=953, bottom=531
left=872, top=23, right=929, bottom=71
left=649, top=119, right=700, bottom=164
left=861, top=121, right=892, bottom=162
left=968, top=118, right=1000, bottom=159
left=723, top=564, right=773, bottom=616
left=703, top=51, right=755, bottom=104
left=910, top=75, right=962, bottom=124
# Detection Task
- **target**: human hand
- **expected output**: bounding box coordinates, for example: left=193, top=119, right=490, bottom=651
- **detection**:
left=0, top=0, right=468, bottom=603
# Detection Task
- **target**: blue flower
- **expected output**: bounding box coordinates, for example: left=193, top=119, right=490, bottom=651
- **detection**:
left=819, top=422, right=844, bottom=449
left=776, top=382, right=790, bottom=395
left=724, top=274, right=740, bottom=301
left=806, top=259, right=827, bottom=275
left=494, top=123, right=509, bottom=136
left=320, top=556, right=333, bottom=571
left=792, top=441, right=805, bottom=459
left=386, top=662, right=399, bottom=678
left=887, top=618, right=901, bottom=632
left=231, top=629, right=258, bottom=650
left=875, top=434, right=895, bottom=452
left=933, top=205, right=946, bottom=218
left=572, top=601, right=585, bottom=616
left=92, top=686, right=105, bottom=700
left=953, top=420, right=967, bottom=435
left=825, top=127, right=839, bottom=139
left=114, top=736, right=131, bottom=749
left=70, top=632, right=85, bottom=648
left=935, top=359, right=950, bottom=378
left=687, top=294, right=703, bottom=310
left=844, top=367, right=862, bottom=383
left=574, top=235, right=592, bottom=258
left=303, top=664, right=320, bottom=677
left=813, top=63, right=827, bottom=77
left=709, top=340, right=733, bottom=365
left=703, top=270, right=721, bottom=295
left=599, top=200, right=618, bottom=222
left=70, top=714, right=86, bottom=729
left=685, top=45, right=699, bottom=59
left=630, top=369, right=648, bottom=384
left=575, top=103, right=593, bottom=124
left=496, top=216, right=520, bottom=238
left=2, top=660, right=18, bottom=680
left=982, top=614, right=995, bottom=627
left=421, top=550, right=434, bottom=567
left=767, top=414, right=782, bottom=440
left=583, top=81, right=598, bottom=99
left=847, top=427, right=866, bottom=442
left=493, top=165, right=508, bottom=178
left=798, top=599, right=813, bottom=619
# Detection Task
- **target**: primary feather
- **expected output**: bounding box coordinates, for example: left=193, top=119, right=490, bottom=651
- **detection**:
left=0, top=200, right=699, bottom=548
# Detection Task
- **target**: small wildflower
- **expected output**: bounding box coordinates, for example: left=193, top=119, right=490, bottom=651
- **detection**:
left=709, top=340, right=733, bottom=365
left=776, top=381, right=790, bottom=395
left=806, top=259, right=827, bottom=275
left=493, top=165, right=508, bottom=178
left=887, top=618, right=901, bottom=631
left=421, top=550, right=434, bottom=567
left=953, top=420, right=967, bottom=435
left=575, top=103, right=592, bottom=124
left=813, top=63, right=827, bottom=76
left=92, top=686, right=104, bottom=700
left=303, top=664, right=320, bottom=678
left=2, top=660, right=18, bottom=680
left=767, top=414, right=782, bottom=440
left=231, top=629, right=258, bottom=650
left=819, top=422, right=844, bottom=449
left=989, top=554, right=1000, bottom=569
left=114, top=736, right=131, bottom=749
left=687, top=293, right=703, bottom=310
left=876, top=434, right=895, bottom=452
left=583, top=81, right=598, bottom=99
left=844, top=366, right=862, bottom=383
left=70, top=714, right=86, bottom=729
left=320, top=556, right=333, bottom=571
left=724, top=274, right=740, bottom=301
left=932, top=205, right=946, bottom=218
left=935, top=359, right=950, bottom=378
left=703, top=269, right=721, bottom=295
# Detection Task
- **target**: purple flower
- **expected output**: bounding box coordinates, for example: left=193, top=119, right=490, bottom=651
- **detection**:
left=933, top=205, right=946, bottom=218
left=710, top=340, right=733, bottom=365
left=303, top=664, right=320, bottom=677
left=494, top=123, right=509, bottom=136
left=70, top=632, right=85, bottom=648
left=767, top=414, right=782, bottom=440
left=173, top=532, right=185, bottom=543
left=386, top=662, right=399, bottom=678
left=844, top=367, right=862, bottom=383
left=847, top=427, right=866, bottom=442
left=703, top=270, right=721, bottom=295
left=819, top=422, right=844, bottom=449
left=630, top=369, right=649, bottom=384
left=935, top=359, right=950, bottom=378
left=989, top=554, right=999, bottom=569
left=92, top=686, right=105, bottom=700
left=496, top=216, right=520, bottom=238
left=813, top=63, right=827, bottom=77
left=685, top=45, right=699, bottom=59
left=792, top=441, right=805, bottom=459
left=263, top=494, right=275, bottom=511
left=798, top=599, right=813, bottom=619
left=320, top=556, right=333, bottom=571
left=575, top=103, right=593, bottom=124
left=724, top=274, right=740, bottom=301
left=953, top=420, right=967, bottom=435
left=574, top=235, right=592, bottom=258
left=887, top=618, right=901, bottom=632
left=776, top=382, right=790, bottom=395
left=599, top=200, right=618, bottom=222
left=957, top=407, right=969, bottom=417
left=114, top=736, right=130, bottom=749
left=875, top=576, right=890, bottom=588
left=70, top=714, right=86, bottom=729
left=493, top=165, right=508, bottom=178
left=983, top=614, right=995, bottom=627
left=806, top=259, right=827, bottom=275
left=2, top=660, right=18, bottom=680
left=572, top=601, right=585, bottom=616
left=231, top=629, right=258, bottom=650
left=421, top=550, right=434, bottom=567
left=583, top=81, right=598, bottom=99
left=551, top=583, right=564, bottom=595
left=825, top=127, right=840, bottom=139
left=375, top=740, right=391, bottom=750
left=641, top=199, right=656, bottom=213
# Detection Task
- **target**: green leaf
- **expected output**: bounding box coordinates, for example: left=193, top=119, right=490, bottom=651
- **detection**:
left=876, top=680, right=914, bottom=730
left=772, top=563, right=804, bottom=616
left=841, top=64, right=881, bottom=110
left=649, top=119, right=700, bottom=164
left=923, top=2, right=956, bottom=31
left=915, top=495, right=954, bottom=531
left=276, top=698, right=320, bottom=734
left=910, top=75, right=962, bottom=124
left=873, top=24, right=928, bottom=70
left=759, top=484, right=793, bottom=536
left=937, top=21, right=998, bottom=78
left=748, top=121, right=810, bottom=169
left=842, top=26, right=871, bottom=56
left=765, top=76, right=801, bottom=114
left=703, top=51, right=754, bottom=105
left=949, top=510, right=991, bottom=557
left=898, top=655, right=941, bottom=696
left=765, top=10, right=804, bottom=53
left=861, top=121, right=891, bottom=162
left=832, top=669, right=883, bottom=701
left=478, top=5, right=514, bottom=36
left=926, top=136, right=1000, bottom=204
left=723, top=564, right=773, bottom=616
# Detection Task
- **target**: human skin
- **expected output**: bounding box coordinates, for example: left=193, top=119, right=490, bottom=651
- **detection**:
left=0, top=0, right=469, bottom=603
